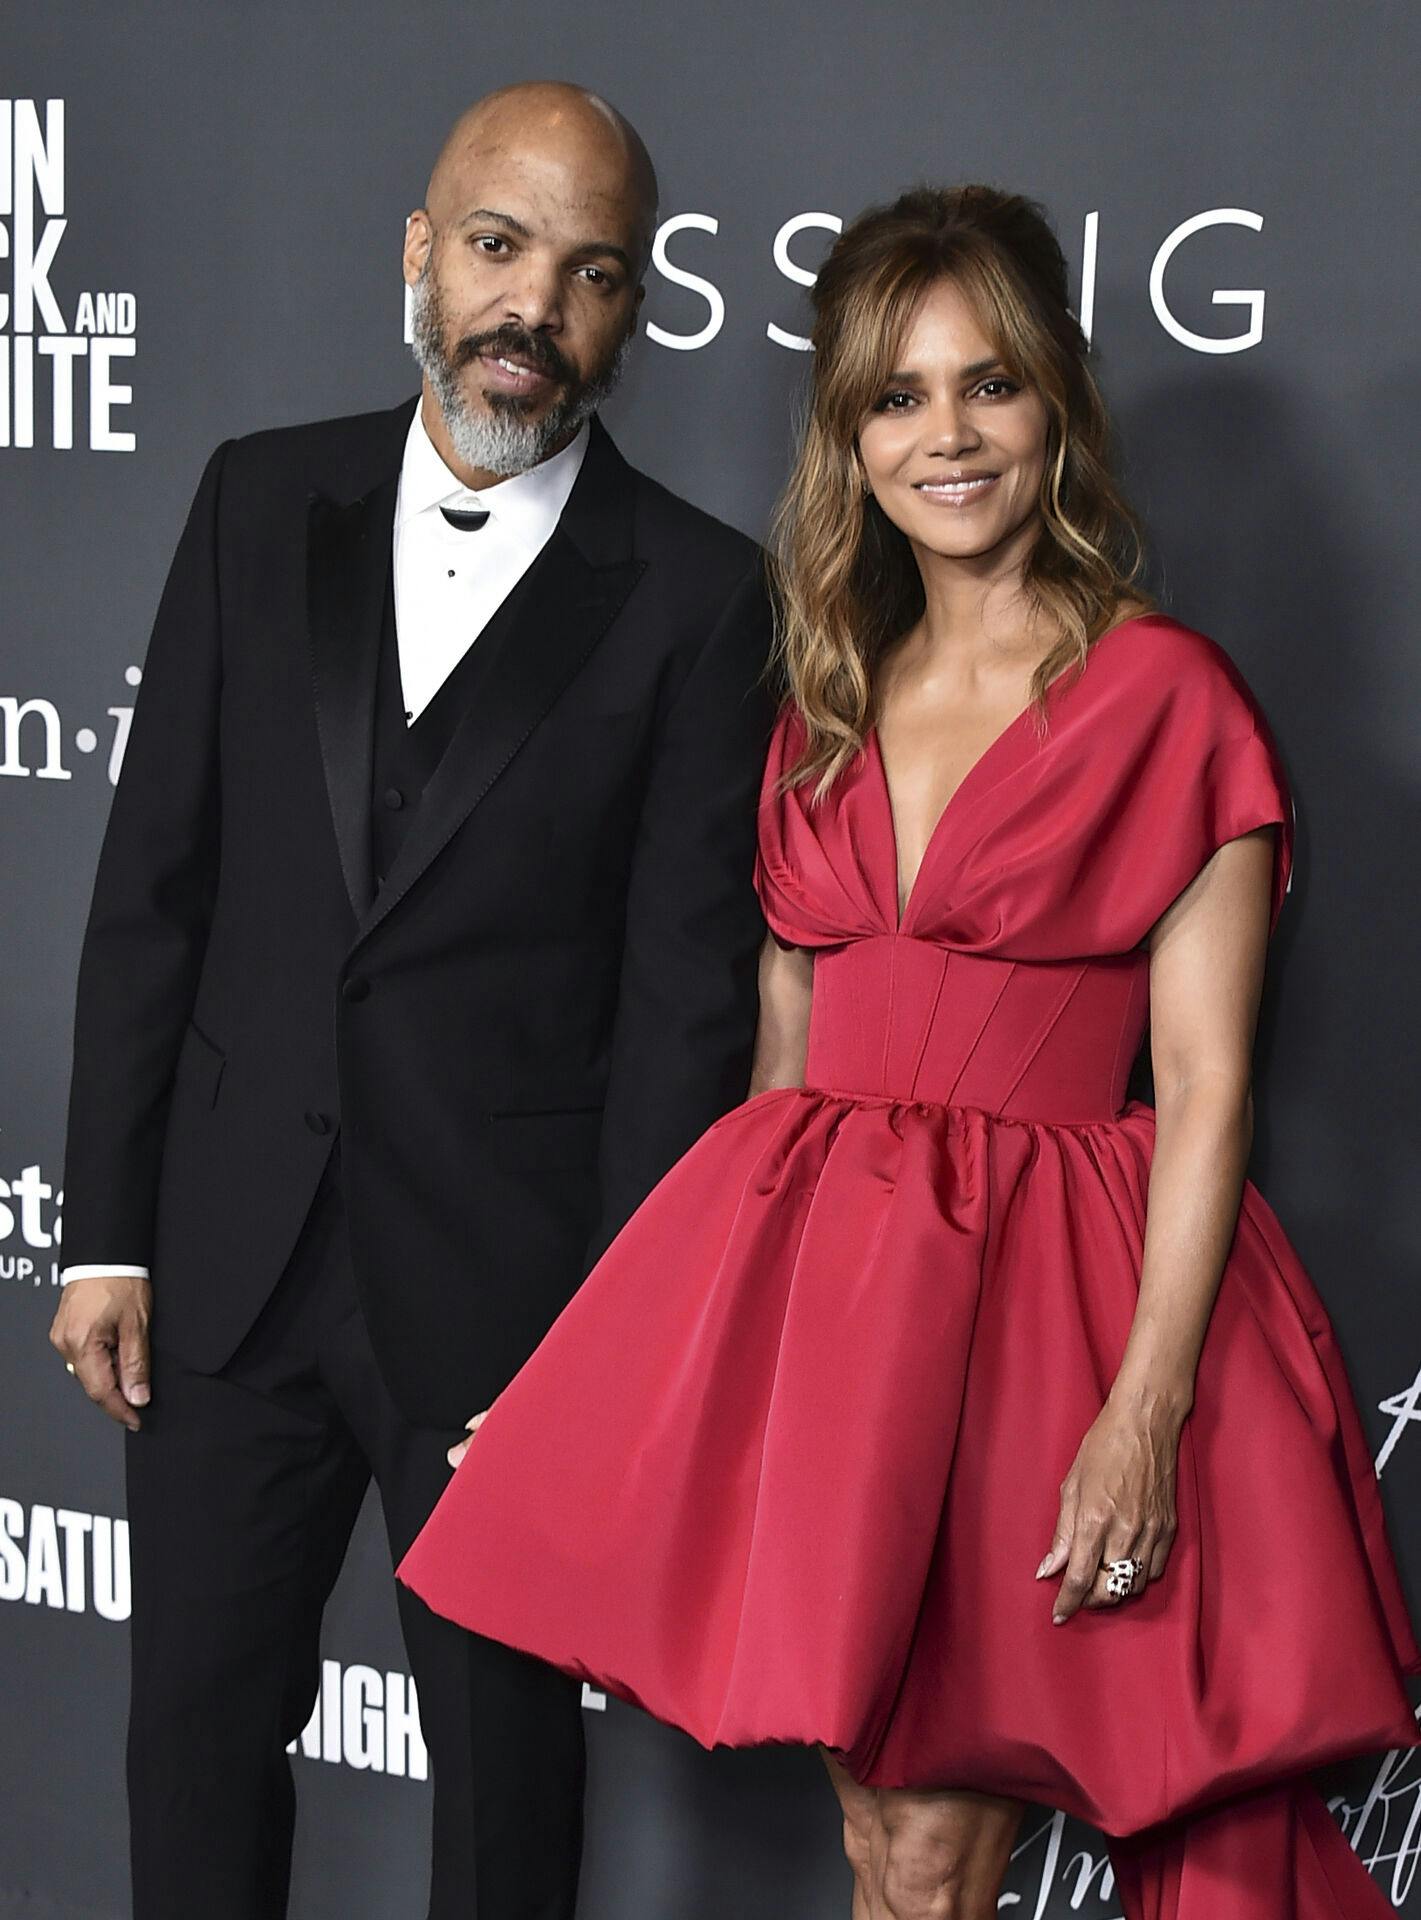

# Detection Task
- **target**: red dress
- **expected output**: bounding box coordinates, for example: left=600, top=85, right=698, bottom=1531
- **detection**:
left=400, top=615, right=1418, bottom=1916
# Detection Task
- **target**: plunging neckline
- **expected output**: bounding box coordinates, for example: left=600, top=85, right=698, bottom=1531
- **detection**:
left=871, top=705, right=1036, bottom=932
left=863, top=617, right=1161, bottom=932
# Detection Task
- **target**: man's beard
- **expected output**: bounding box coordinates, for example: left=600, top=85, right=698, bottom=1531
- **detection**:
left=410, top=263, right=631, bottom=479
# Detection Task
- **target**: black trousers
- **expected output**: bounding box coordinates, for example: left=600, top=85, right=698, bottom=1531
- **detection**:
left=124, top=1158, right=585, bottom=1919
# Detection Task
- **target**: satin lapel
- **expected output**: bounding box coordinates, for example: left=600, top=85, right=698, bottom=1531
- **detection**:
left=306, top=474, right=397, bottom=919
left=356, top=527, right=644, bottom=941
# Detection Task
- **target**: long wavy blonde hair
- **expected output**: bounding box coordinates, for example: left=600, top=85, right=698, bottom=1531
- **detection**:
left=769, top=185, right=1149, bottom=796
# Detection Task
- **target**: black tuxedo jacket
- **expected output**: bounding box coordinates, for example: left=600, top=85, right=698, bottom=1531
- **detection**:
left=63, top=399, right=774, bottom=1426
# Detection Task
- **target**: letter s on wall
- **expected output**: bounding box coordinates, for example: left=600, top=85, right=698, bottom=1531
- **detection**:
left=646, top=214, right=725, bottom=352
left=767, top=211, right=844, bottom=351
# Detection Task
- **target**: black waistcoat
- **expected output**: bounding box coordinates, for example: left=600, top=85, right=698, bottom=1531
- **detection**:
left=370, top=560, right=530, bottom=892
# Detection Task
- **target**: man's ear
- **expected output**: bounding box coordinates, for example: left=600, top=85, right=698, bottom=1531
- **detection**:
left=403, top=209, right=433, bottom=289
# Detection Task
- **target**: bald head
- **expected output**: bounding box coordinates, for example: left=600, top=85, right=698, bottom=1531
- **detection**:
left=402, top=82, right=654, bottom=489
left=426, top=82, right=658, bottom=274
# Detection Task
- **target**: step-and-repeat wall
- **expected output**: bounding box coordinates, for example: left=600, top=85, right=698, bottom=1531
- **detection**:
left=3, top=4, right=1418, bottom=1915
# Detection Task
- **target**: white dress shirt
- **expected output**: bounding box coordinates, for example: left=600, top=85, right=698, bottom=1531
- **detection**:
left=393, top=404, right=588, bottom=722
left=61, top=404, right=589, bottom=1285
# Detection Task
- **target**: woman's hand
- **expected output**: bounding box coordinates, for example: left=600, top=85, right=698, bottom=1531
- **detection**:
left=447, top=1406, right=494, bottom=1469
left=1035, top=1391, right=1185, bottom=1623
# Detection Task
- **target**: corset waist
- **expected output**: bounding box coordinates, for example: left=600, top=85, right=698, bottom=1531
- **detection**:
left=804, top=938, right=1150, bottom=1123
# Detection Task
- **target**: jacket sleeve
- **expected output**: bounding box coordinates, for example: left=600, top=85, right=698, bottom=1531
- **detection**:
left=585, top=561, right=775, bottom=1268
left=60, top=441, right=230, bottom=1271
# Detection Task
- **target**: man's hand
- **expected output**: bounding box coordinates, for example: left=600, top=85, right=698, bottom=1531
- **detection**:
left=447, top=1406, right=493, bottom=1470
left=49, top=1274, right=154, bottom=1431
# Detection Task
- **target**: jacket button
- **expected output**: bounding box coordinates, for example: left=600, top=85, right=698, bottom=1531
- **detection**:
left=304, top=1110, right=331, bottom=1135
left=383, top=786, right=404, bottom=811
left=342, top=977, right=370, bottom=1004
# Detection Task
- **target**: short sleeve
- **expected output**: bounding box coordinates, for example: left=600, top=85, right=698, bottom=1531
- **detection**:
left=753, top=705, right=817, bottom=946
left=1109, top=626, right=1294, bottom=943
left=1204, top=719, right=1294, bottom=932
left=751, top=704, right=882, bottom=949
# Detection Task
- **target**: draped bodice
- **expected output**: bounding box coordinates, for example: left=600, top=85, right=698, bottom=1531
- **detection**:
left=807, top=937, right=1149, bottom=1121
left=755, top=618, right=1294, bottom=1126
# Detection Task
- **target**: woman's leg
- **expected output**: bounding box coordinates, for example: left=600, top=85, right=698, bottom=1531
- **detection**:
left=823, top=1749, right=878, bottom=1919
left=822, top=1749, right=1025, bottom=1919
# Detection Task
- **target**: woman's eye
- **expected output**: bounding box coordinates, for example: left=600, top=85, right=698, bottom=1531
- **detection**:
left=974, top=377, right=1020, bottom=399
left=875, top=390, right=917, bottom=412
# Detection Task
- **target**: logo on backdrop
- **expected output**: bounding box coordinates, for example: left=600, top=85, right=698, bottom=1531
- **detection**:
left=1002, top=1811, right=1118, bottom=1912
left=288, top=1657, right=430, bottom=1781
left=290, top=1664, right=606, bottom=1781
left=1376, top=1367, right=1421, bottom=1477
left=1329, top=1710, right=1421, bottom=1911
left=403, top=207, right=1266, bottom=358
left=1000, top=1753, right=1417, bottom=1911
left=0, top=1496, right=129, bottom=1618
left=0, top=1162, right=63, bottom=1287
left=0, top=661, right=140, bottom=787
left=1, top=98, right=138, bottom=451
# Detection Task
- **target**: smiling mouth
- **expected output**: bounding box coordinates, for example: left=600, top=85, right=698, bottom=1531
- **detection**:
left=914, top=473, right=1000, bottom=503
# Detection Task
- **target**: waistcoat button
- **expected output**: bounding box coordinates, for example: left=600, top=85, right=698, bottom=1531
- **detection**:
left=304, top=1110, right=331, bottom=1135
left=383, top=786, right=404, bottom=810
left=342, top=977, right=370, bottom=1004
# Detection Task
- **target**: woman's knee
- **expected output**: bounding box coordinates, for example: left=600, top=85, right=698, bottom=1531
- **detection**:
left=879, top=1837, right=971, bottom=1918
left=876, top=1801, right=1001, bottom=1920
left=823, top=1747, right=879, bottom=1895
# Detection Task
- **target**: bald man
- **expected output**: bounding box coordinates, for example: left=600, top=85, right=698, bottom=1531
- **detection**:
left=53, top=84, right=772, bottom=1919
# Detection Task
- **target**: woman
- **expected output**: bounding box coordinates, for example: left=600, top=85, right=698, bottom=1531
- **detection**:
left=400, top=187, right=1417, bottom=1917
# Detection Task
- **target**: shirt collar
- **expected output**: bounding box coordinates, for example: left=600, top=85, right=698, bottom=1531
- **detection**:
left=397, top=401, right=590, bottom=552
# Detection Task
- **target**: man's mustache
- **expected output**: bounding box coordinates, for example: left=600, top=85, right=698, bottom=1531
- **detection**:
left=451, top=326, right=574, bottom=389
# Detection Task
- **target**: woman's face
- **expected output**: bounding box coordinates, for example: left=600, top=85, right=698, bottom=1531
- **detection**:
left=856, top=277, right=1050, bottom=568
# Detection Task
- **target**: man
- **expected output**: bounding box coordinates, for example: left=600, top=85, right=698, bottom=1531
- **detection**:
left=50, top=84, right=772, bottom=1920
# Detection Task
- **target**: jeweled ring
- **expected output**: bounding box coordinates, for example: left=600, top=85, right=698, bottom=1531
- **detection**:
left=1104, top=1556, right=1144, bottom=1599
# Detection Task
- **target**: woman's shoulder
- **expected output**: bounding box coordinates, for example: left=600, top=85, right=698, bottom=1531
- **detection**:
left=1080, top=611, right=1269, bottom=742
left=1061, top=611, right=1293, bottom=936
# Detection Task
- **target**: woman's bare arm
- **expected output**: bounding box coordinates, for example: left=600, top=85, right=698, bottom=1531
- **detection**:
left=748, top=933, right=815, bottom=1095
left=1039, top=826, right=1276, bottom=1621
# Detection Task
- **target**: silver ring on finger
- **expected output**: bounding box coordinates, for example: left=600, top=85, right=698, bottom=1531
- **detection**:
left=1103, top=1556, right=1144, bottom=1600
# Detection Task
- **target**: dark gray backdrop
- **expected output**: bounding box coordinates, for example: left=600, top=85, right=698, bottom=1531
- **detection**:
left=3, top=3, right=1419, bottom=1914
